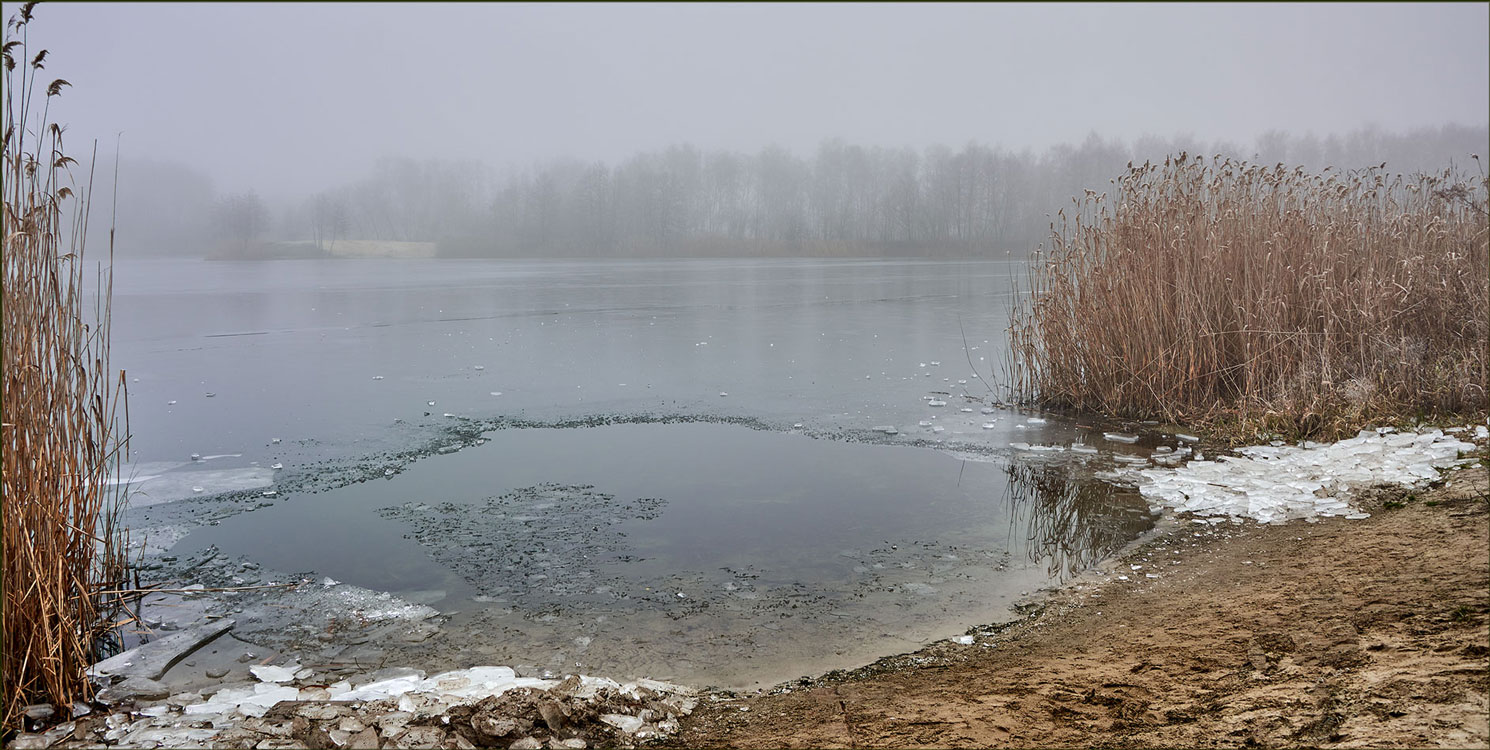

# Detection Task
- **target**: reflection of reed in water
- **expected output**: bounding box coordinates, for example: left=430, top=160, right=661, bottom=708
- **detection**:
left=1004, top=462, right=1155, bottom=580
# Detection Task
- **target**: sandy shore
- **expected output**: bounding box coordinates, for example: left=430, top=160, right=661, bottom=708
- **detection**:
left=673, top=462, right=1489, bottom=748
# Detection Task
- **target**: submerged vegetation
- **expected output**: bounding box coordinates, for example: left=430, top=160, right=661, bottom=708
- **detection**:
left=2, top=4, right=133, bottom=733
left=1008, top=153, right=1489, bottom=441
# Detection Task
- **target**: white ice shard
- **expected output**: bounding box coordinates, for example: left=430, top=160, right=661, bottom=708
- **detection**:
left=1103, top=432, right=1140, bottom=444
left=249, top=664, right=298, bottom=683
left=928, top=400, right=947, bottom=407
left=1027, top=417, right=1046, bottom=424
left=1124, top=429, right=1473, bottom=523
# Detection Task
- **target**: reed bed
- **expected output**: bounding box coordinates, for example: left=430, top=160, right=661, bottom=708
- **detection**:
left=1008, top=152, right=1489, bottom=441
left=3, top=4, right=133, bottom=732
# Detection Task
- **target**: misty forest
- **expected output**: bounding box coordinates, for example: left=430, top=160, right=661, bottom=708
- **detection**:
left=4, top=3, right=1487, bottom=748
left=121, top=125, right=1487, bottom=259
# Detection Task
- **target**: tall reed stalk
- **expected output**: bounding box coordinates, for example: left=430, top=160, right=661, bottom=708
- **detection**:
left=1008, top=152, right=1489, bottom=440
left=3, top=3, right=133, bottom=732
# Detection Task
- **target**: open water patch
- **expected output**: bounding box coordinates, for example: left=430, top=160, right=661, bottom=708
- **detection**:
left=168, top=420, right=1154, bottom=690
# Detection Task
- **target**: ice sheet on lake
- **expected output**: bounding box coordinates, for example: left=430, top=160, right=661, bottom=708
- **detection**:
left=1125, top=429, right=1477, bottom=523
left=124, top=467, right=275, bottom=507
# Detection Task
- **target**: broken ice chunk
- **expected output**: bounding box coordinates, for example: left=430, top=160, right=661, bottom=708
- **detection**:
left=249, top=664, right=297, bottom=683
left=1027, top=417, right=1046, bottom=424
left=928, top=400, right=947, bottom=407
left=981, top=407, right=996, bottom=415
left=982, top=423, right=996, bottom=430
left=372, top=375, right=384, bottom=380
left=601, top=714, right=644, bottom=734
left=271, top=463, right=283, bottom=470
left=954, top=635, right=975, bottom=645
left=1103, top=432, right=1140, bottom=444
left=719, top=392, right=728, bottom=397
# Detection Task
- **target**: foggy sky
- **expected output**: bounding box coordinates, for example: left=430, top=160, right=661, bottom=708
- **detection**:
left=10, top=2, right=1488, bottom=201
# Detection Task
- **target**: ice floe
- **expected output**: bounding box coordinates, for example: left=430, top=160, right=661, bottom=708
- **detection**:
left=1124, top=429, right=1477, bottom=523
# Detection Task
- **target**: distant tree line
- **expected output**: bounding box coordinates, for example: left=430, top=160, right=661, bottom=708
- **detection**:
left=98, top=124, right=1488, bottom=258
left=441, top=124, right=1489, bottom=258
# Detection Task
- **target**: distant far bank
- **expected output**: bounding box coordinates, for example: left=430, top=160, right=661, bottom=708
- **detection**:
left=199, top=239, right=1022, bottom=261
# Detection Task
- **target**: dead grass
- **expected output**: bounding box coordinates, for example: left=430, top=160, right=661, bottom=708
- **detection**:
left=1007, top=152, right=1489, bottom=442
left=3, top=3, right=134, bottom=733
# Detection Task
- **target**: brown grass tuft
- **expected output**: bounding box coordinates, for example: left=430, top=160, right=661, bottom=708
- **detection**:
left=3, top=6, right=133, bottom=733
left=1007, top=153, right=1489, bottom=442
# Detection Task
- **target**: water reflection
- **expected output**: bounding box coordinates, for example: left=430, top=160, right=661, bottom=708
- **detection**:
left=1004, top=462, right=1155, bottom=579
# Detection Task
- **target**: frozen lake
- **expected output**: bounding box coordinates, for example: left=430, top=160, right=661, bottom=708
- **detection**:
left=109, top=257, right=1158, bottom=689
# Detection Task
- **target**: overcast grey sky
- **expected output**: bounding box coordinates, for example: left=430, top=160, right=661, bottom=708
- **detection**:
left=9, top=2, right=1488, bottom=199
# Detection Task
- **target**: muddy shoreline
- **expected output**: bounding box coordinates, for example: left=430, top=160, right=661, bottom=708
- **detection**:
left=8, top=433, right=1485, bottom=749
left=672, top=462, right=1490, bottom=748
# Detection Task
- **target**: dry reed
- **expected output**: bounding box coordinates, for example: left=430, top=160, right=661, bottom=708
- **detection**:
left=3, top=3, right=133, bottom=733
left=1008, top=152, right=1489, bottom=441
